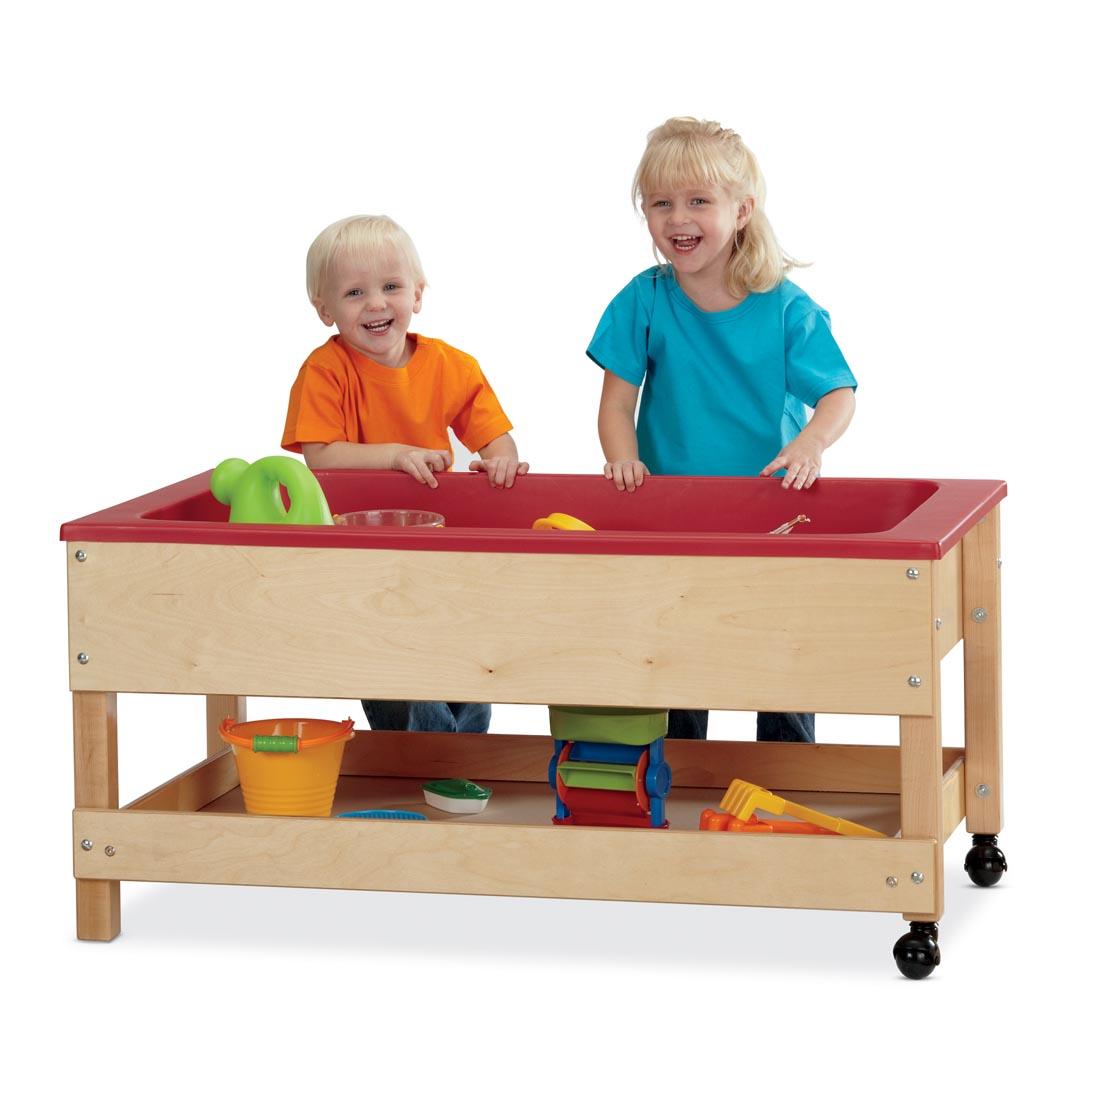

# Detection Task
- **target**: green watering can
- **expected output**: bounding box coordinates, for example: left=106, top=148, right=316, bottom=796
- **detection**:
left=211, top=456, right=334, bottom=525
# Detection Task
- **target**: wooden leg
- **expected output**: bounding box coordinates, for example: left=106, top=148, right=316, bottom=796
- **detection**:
left=74, top=691, right=120, bottom=941
left=900, top=705, right=945, bottom=922
left=206, top=695, right=246, bottom=757
left=962, top=507, right=1003, bottom=835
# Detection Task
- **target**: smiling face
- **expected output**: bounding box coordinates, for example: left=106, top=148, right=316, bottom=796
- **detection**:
left=643, top=184, right=753, bottom=290
left=313, top=249, right=423, bottom=368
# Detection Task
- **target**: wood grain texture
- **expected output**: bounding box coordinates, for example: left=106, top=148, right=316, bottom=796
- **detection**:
left=73, top=692, right=120, bottom=941
left=73, top=808, right=936, bottom=914
left=68, top=542, right=935, bottom=714
left=962, top=508, right=1003, bottom=834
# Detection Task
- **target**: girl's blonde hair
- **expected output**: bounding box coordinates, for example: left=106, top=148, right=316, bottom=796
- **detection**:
left=633, top=117, right=802, bottom=296
left=306, top=215, right=427, bottom=302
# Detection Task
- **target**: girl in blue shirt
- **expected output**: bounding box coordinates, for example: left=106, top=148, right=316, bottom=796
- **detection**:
left=588, top=116, right=858, bottom=743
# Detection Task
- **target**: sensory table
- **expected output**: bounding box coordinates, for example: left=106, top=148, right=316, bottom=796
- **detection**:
left=63, top=471, right=1007, bottom=977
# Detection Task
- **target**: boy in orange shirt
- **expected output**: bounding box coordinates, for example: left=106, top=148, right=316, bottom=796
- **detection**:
left=284, top=214, right=526, bottom=488
left=283, top=214, right=527, bottom=732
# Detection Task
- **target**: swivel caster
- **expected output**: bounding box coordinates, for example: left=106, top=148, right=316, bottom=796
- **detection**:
left=893, top=921, right=940, bottom=980
left=965, top=834, right=1007, bottom=887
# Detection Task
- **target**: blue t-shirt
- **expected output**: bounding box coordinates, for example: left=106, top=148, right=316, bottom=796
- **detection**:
left=587, top=267, right=858, bottom=476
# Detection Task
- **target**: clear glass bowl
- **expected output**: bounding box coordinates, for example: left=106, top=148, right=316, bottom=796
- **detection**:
left=333, top=509, right=445, bottom=528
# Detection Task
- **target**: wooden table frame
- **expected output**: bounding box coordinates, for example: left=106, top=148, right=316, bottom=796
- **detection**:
left=68, top=506, right=1002, bottom=945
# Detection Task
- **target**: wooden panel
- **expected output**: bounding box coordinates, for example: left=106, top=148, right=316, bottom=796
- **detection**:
left=68, top=542, right=935, bottom=715
left=73, top=691, right=121, bottom=941
left=125, top=750, right=240, bottom=812
left=933, top=543, right=963, bottom=659
left=942, top=757, right=965, bottom=838
left=341, top=730, right=965, bottom=796
left=73, top=808, right=936, bottom=914
left=962, top=508, right=1003, bottom=834
left=206, top=695, right=245, bottom=758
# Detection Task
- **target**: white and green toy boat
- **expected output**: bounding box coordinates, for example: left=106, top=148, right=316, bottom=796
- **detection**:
left=422, top=778, right=493, bottom=814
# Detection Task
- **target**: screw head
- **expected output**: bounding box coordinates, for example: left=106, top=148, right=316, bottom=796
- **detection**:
left=80, top=839, right=93, bottom=851
left=971, top=607, right=989, bottom=623
left=908, top=675, right=922, bottom=687
left=75, top=549, right=87, bottom=562
left=934, top=618, right=943, bottom=630
left=886, top=876, right=898, bottom=888
left=911, top=871, right=925, bottom=885
left=105, top=846, right=116, bottom=858
left=77, top=652, right=90, bottom=665
left=976, top=783, right=991, bottom=798
left=906, top=568, right=920, bottom=579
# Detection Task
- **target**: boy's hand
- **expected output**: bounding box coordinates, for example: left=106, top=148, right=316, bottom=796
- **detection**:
left=760, top=439, right=824, bottom=490
left=469, top=456, right=529, bottom=488
left=393, top=448, right=452, bottom=488
left=604, top=460, right=649, bottom=493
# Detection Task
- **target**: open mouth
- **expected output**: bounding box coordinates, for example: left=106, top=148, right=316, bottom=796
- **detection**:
left=362, top=319, right=393, bottom=334
left=670, top=235, right=701, bottom=253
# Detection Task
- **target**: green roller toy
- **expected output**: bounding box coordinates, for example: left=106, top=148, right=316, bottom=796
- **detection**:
left=210, top=456, right=334, bottom=525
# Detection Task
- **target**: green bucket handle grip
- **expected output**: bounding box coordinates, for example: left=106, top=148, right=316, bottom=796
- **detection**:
left=251, top=735, right=300, bottom=753
left=220, top=718, right=355, bottom=753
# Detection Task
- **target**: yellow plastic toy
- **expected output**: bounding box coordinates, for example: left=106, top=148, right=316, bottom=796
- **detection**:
left=719, top=778, right=886, bottom=838
left=532, top=513, right=595, bottom=531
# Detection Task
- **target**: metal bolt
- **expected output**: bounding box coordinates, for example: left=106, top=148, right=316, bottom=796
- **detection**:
left=976, top=783, right=991, bottom=798
left=911, top=871, right=925, bottom=885
left=77, top=652, right=89, bottom=665
left=908, top=675, right=922, bottom=688
left=886, top=876, right=898, bottom=888
left=934, top=618, right=943, bottom=630
left=81, top=839, right=93, bottom=851
left=906, top=568, right=920, bottom=579
left=971, top=607, right=988, bottom=623
left=996, top=559, right=1003, bottom=569
left=75, top=549, right=87, bottom=562
left=105, top=846, right=116, bottom=858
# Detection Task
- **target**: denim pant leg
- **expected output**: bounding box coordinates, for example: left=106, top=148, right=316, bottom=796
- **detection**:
left=756, top=712, right=816, bottom=743
left=667, top=709, right=709, bottom=740
left=361, top=699, right=491, bottom=733
left=446, top=702, right=492, bottom=733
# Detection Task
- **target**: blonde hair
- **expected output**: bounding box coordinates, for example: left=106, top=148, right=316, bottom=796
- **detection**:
left=633, top=117, right=802, bottom=296
left=305, top=215, right=427, bottom=302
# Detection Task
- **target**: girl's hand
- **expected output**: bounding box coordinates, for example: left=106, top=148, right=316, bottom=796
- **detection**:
left=604, top=460, right=650, bottom=492
left=760, top=440, right=823, bottom=490
left=393, top=448, right=452, bottom=488
left=469, top=456, right=529, bottom=488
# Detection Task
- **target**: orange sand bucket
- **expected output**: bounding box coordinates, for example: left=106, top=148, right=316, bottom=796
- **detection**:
left=219, top=717, right=355, bottom=816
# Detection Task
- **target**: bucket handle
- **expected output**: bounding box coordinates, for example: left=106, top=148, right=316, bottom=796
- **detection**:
left=219, top=718, right=355, bottom=753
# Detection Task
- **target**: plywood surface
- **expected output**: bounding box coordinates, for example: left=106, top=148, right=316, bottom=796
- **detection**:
left=68, top=542, right=935, bottom=714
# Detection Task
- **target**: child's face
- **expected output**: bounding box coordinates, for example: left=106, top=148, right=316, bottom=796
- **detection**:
left=313, top=249, right=423, bottom=368
left=643, top=184, right=753, bottom=287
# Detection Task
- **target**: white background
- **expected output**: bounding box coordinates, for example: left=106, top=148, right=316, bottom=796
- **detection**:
left=4, top=0, right=1096, bottom=1094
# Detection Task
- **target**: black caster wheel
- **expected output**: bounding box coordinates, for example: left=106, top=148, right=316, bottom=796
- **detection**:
left=893, top=921, right=941, bottom=980
left=965, top=834, right=1007, bottom=887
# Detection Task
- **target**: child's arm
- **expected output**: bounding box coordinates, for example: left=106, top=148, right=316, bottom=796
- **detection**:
left=468, top=433, right=529, bottom=489
left=598, top=372, right=650, bottom=492
left=302, top=441, right=452, bottom=489
left=759, top=387, right=856, bottom=490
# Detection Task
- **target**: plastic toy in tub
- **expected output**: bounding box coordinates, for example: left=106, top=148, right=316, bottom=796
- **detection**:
left=532, top=513, right=595, bottom=531
left=211, top=456, right=333, bottom=525
left=334, top=509, right=444, bottom=527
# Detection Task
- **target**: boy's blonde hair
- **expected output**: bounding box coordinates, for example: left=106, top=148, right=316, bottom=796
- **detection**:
left=633, top=117, right=801, bottom=296
left=306, top=215, right=427, bottom=303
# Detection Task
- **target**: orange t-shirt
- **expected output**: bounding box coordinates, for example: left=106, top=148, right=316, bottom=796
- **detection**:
left=281, top=335, right=513, bottom=460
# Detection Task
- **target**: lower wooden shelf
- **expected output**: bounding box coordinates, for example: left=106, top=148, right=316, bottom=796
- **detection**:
left=72, top=732, right=964, bottom=915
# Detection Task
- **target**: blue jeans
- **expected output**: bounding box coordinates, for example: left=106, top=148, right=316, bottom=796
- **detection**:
left=361, top=700, right=491, bottom=733
left=667, top=709, right=815, bottom=743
